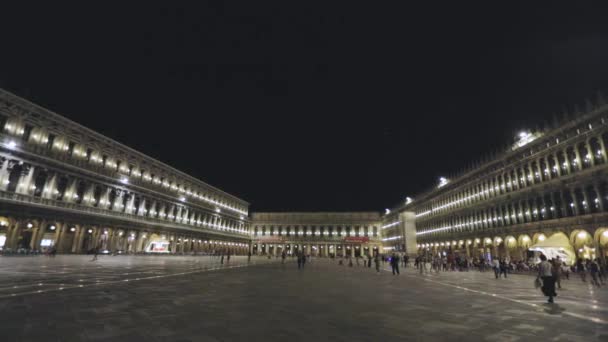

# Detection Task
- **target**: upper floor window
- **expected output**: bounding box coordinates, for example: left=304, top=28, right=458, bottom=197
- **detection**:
left=46, top=134, right=55, bottom=150
left=22, top=125, right=33, bottom=142
left=67, top=141, right=75, bottom=157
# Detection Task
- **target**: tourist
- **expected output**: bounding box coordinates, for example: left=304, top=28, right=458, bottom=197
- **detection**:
left=552, top=257, right=563, bottom=289
left=589, top=259, right=601, bottom=287
left=297, top=253, right=302, bottom=269
left=281, top=251, right=286, bottom=264
left=302, top=254, right=307, bottom=268
left=499, top=259, right=508, bottom=278
left=391, top=253, right=400, bottom=275
left=227, top=252, right=231, bottom=263
left=90, top=246, right=100, bottom=261
left=576, top=259, right=586, bottom=282
left=247, top=251, right=251, bottom=263
left=367, top=254, right=372, bottom=268
left=374, top=254, right=380, bottom=272
left=492, top=258, right=500, bottom=279
left=538, top=254, right=556, bottom=303
left=220, top=253, right=224, bottom=264
left=598, top=258, right=606, bottom=285
left=561, top=262, right=570, bottom=280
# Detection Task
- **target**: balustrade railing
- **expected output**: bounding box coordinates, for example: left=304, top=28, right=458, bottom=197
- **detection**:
left=0, top=190, right=249, bottom=238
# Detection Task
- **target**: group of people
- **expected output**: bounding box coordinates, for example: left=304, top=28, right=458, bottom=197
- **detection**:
left=535, top=255, right=604, bottom=304
left=333, top=253, right=409, bottom=275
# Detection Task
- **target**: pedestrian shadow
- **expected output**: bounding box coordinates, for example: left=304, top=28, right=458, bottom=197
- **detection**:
left=542, top=303, right=565, bottom=315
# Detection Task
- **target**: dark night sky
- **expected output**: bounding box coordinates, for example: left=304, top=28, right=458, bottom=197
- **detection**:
left=2, top=3, right=608, bottom=212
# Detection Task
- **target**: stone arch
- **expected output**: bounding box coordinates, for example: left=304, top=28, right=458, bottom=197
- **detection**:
left=532, top=232, right=547, bottom=244
left=570, top=229, right=592, bottom=247
left=594, top=227, right=608, bottom=247
left=570, top=229, right=594, bottom=259
left=505, top=235, right=517, bottom=249
left=472, top=238, right=481, bottom=248
left=493, top=236, right=504, bottom=245
left=483, top=237, right=493, bottom=247
left=517, top=234, right=532, bottom=249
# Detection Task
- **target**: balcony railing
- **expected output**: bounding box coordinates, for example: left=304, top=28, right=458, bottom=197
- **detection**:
left=0, top=190, right=249, bottom=239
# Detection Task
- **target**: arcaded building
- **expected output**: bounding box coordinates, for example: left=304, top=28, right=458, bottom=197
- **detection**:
left=251, top=212, right=382, bottom=257
left=383, top=102, right=608, bottom=264
left=0, top=89, right=251, bottom=254
left=2, top=88, right=608, bottom=264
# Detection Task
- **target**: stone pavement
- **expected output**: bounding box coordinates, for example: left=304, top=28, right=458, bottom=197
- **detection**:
left=0, top=255, right=606, bottom=341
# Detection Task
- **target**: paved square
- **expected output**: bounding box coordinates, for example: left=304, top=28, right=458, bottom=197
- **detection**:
left=0, top=255, right=606, bottom=341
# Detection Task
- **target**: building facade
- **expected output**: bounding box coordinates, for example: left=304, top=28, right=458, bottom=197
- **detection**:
left=251, top=212, right=382, bottom=257
left=383, top=103, right=608, bottom=264
left=3, top=87, right=608, bottom=263
left=0, top=89, right=251, bottom=254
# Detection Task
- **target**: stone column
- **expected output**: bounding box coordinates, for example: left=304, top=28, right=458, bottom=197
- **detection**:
left=16, top=164, right=35, bottom=195
left=570, top=189, right=580, bottom=216
left=53, top=223, right=66, bottom=252
left=29, top=220, right=44, bottom=250
left=597, top=135, right=608, bottom=163
left=543, top=157, right=552, bottom=180
left=71, top=227, right=82, bottom=253
left=585, top=140, right=596, bottom=167
left=573, top=146, right=583, bottom=171
left=581, top=188, right=591, bottom=214
left=562, top=151, right=571, bottom=175
left=553, top=154, right=562, bottom=177
left=594, top=183, right=605, bottom=211
left=0, top=157, right=9, bottom=192
left=527, top=163, right=535, bottom=185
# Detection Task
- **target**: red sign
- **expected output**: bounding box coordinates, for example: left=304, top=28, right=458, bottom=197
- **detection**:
left=343, top=236, right=369, bottom=243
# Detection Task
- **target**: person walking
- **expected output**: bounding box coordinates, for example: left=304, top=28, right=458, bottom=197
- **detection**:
left=90, top=246, right=99, bottom=261
left=227, top=252, right=231, bottom=263
left=538, top=254, right=557, bottom=303
left=492, top=258, right=500, bottom=279
left=281, top=251, right=286, bottom=264
left=220, top=253, right=224, bottom=264
left=552, top=257, right=563, bottom=289
left=597, top=258, right=606, bottom=285
left=374, top=254, right=380, bottom=273
left=247, top=251, right=252, bottom=263
left=391, top=253, right=400, bottom=275
left=302, top=254, right=307, bottom=268
left=403, top=254, right=409, bottom=268
left=297, top=253, right=302, bottom=269
left=367, top=254, right=372, bottom=268
left=589, top=259, right=601, bottom=287
left=499, top=259, right=508, bottom=278
left=576, top=259, right=586, bottom=282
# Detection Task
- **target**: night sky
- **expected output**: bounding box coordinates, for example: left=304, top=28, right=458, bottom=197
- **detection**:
left=2, top=3, right=608, bottom=212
